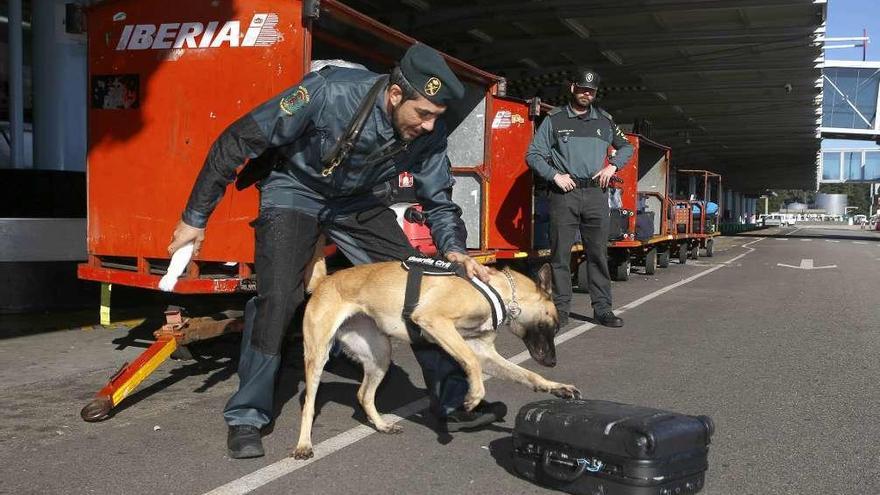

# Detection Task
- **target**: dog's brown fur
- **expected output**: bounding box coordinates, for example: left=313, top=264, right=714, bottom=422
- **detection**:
left=292, top=260, right=580, bottom=459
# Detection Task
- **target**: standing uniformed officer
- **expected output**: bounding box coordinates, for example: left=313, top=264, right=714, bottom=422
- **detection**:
left=526, top=68, right=634, bottom=328
left=167, top=44, right=506, bottom=459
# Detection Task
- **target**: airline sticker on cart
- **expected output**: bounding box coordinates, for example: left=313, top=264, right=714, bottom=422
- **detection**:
left=491, top=110, right=525, bottom=129
left=114, top=13, right=283, bottom=51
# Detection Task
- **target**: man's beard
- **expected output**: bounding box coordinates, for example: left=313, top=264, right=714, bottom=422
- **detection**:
left=391, top=103, right=416, bottom=142
left=572, top=94, right=592, bottom=110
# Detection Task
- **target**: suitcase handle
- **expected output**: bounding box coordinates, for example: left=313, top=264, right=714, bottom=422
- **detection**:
left=541, top=450, right=603, bottom=481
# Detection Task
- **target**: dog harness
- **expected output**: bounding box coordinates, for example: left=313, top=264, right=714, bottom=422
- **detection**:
left=401, top=256, right=507, bottom=344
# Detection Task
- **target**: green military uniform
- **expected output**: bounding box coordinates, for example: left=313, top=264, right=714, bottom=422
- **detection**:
left=525, top=69, right=634, bottom=324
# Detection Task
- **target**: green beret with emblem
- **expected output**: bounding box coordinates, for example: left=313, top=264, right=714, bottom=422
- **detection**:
left=399, top=43, right=465, bottom=105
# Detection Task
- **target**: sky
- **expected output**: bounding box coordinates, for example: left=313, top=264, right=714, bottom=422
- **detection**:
left=825, top=0, right=880, bottom=61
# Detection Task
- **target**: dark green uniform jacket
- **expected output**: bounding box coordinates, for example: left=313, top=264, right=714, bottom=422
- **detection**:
left=526, top=105, right=634, bottom=182
left=182, top=66, right=467, bottom=255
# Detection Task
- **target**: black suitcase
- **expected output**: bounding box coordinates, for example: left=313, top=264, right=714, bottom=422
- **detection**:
left=608, top=209, right=631, bottom=241
left=513, top=399, right=714, bottom=495
left=635, top=212, right=655, bottom=241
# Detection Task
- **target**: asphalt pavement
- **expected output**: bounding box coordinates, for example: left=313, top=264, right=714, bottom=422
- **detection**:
left=1, top=225, right=878, bottom=495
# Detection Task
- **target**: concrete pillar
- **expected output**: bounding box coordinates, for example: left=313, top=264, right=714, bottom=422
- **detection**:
left=688, top=176, right=697, bottom=199
left=32, top=1, right=87, bottom=171
left=8, top=0, right=25, bottom=168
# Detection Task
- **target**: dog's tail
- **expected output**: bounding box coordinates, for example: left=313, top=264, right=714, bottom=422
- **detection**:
left=304, top=234, right=328, bottom=294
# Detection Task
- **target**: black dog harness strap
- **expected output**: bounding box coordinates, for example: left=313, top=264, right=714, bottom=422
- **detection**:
left=401, top=256, right=507, bottom=344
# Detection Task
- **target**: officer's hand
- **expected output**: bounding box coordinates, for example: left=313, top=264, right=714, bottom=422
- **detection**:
left=592, top=165, right=617, bottom=188
left=553, top=173, right=576, bottom=192
left=446, top=251, right=490, bottom=283
left=168, top=220, right=206, bottom=257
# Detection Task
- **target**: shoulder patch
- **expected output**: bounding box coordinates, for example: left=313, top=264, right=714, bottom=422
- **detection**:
left=279, top=86, right=310, bottom=116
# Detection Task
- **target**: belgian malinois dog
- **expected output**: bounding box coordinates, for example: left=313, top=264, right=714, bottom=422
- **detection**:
left=292, top=261, right=581, bottom=459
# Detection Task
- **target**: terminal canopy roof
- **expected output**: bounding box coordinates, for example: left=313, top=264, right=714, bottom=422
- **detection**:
left=345, top=0, right=827, bottom=192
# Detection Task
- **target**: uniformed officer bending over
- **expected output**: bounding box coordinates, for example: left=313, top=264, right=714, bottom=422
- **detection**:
left=167, top=44, right=506, bottom=459
left=526, top=68, right=634, bottom=328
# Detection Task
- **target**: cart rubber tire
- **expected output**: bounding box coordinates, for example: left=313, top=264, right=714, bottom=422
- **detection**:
left=678, top=244, right=688, bottom=264
left=658, top=249, right=670, bottom=268
left=644, top=248, right=657, bottom=275
left=576, top=260, right=588, bottom=293
left=705, top=239, right=714, bottom=257
left=611, top=259, right=630, bottom=281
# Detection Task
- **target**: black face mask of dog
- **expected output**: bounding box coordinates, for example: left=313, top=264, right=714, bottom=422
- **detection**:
left=505, top=264, right=559, bottom=368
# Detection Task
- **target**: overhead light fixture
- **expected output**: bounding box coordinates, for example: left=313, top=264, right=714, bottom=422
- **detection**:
left=402, top=0, right=430, bottom=11
left=601, top=49, right=624, bottom=66
left=519, top=58, right=541, bottom=69
left=467, top=28, right=494, bottom=43
left=561, top=18, right=590, bottom=39
left=653, top=91, right=668, bottom=101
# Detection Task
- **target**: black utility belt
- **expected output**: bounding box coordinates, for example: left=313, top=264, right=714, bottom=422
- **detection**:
left=572, top=177, right=601, bottom=188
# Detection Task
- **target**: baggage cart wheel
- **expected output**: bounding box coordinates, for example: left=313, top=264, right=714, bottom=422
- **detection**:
left=678, top=244, right=688, bottom=264
left=705, top=239, right=714, bottom=257
left=576, top=260, right=589, bottom=292
left=657, top=249, right=670, bottom=268
left=610, top=259, right=630, bottom=281
left=644, top=248, right=657, bottom=275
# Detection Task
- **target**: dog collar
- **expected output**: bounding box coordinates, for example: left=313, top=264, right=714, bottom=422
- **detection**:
left=500, top=267, right=522, bottom=325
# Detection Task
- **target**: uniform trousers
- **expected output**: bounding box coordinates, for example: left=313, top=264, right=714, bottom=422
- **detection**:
left=547, top=186, right=613, bottom=317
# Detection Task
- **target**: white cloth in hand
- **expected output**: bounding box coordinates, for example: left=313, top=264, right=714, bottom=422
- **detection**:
left=158, top=242, right=194, bottom=292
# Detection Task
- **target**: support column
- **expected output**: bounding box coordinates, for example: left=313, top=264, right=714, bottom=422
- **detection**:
left=8, top=0, right=25, bottom=168
left=33, top=0, right=88, bottom=171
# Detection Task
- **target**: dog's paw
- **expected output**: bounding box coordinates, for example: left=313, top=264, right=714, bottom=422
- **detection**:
left=291, top=445, right=314, bottom=460
left=550, top=383, right=582, bottom=400
left=377, top=423, right=403, bottom=434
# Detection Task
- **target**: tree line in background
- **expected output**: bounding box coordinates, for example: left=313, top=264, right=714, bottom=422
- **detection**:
left=764, top=183, right=874, bottom=216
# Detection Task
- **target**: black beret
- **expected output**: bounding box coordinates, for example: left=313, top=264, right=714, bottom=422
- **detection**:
left=400, top=43, right=465, bottom=105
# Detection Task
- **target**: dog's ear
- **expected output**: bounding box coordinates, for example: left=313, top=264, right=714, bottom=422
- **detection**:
left=537, top=263, right=553, bottom=295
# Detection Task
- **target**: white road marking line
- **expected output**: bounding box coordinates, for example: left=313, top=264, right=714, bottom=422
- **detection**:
left=776, top=238, right=789, bottom=241
left=826, top=240, right=840, bottom=243
left=777, top=258, right=836, bottom=270
left=202, top=237, right=766, bottom=495
left=800, top=238, right=813, bottom=242
left=853, top=241, right=867, bottom=245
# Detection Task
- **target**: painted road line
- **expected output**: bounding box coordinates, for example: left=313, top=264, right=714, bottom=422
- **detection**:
left=777, top=258, right=836, bottom=270
left=202, top=238, right=766, bottom=495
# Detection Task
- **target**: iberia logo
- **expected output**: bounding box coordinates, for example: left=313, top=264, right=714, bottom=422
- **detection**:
left=115, top=13, right=282, bottom=51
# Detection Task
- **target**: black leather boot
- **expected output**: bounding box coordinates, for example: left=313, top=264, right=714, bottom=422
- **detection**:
left=227, top=425, right=265, bottom=459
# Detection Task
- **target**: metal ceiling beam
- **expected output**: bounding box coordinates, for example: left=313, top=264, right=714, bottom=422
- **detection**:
left=410, top=0, right=814, bottom=31
left=452, top=26, right=817, bottom=58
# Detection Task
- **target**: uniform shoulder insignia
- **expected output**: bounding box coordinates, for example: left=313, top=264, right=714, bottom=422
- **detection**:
left=279, top=86, right=310, bottom=116
left=547, top=106, right=563, bottom=116
left=597, top=107, right=614, bottom=121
